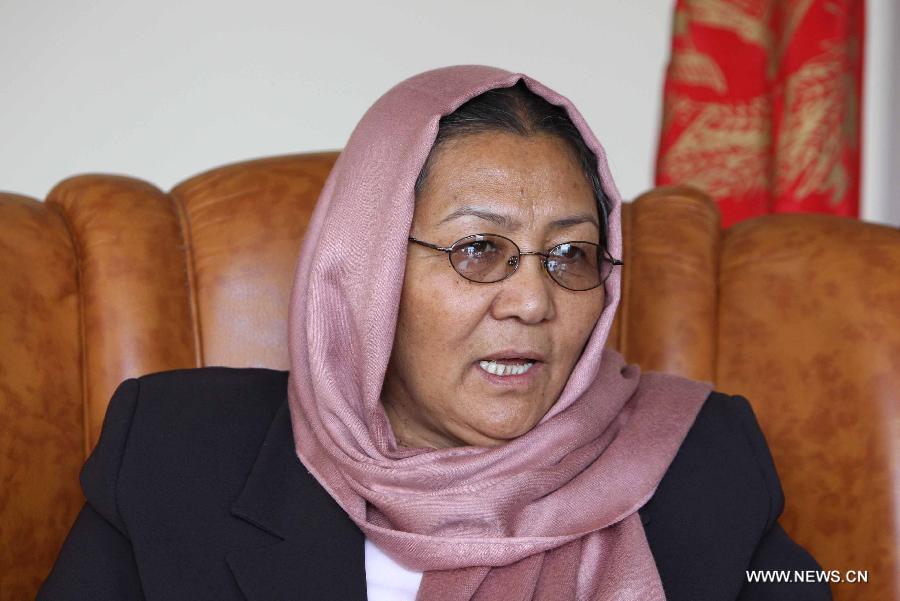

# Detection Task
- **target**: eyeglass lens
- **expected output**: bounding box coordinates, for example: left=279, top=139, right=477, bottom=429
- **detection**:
left=449, top=234, right=611, bottom=291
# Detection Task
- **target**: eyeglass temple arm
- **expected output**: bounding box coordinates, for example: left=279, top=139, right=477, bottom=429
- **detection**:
left=408, top=236, right=454, bottom=253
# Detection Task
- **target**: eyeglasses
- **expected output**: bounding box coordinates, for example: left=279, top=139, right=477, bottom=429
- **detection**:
left=407, top=233, right=623, bottom=292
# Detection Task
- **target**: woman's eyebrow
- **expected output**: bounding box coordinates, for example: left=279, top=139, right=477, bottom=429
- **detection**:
left=437, top=206, right=599, bottom=230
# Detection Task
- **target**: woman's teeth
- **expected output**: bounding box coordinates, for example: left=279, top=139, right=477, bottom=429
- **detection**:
left=478, top=360, right=536, bottom=376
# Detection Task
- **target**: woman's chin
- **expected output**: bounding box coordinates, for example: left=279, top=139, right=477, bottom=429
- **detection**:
left=460, top=410, right=540, bottom=446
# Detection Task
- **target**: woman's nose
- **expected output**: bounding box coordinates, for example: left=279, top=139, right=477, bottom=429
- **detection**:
left=489, top=255, right=555, bottom=324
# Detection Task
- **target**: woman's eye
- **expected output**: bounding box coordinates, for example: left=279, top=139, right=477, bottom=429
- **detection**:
left=555, top=244, right=584, bottom=260
left=461, top=241, right=497, bottom=258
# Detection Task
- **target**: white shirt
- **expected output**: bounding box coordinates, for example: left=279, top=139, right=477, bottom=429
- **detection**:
left=364, top=537, right=424, bottom=601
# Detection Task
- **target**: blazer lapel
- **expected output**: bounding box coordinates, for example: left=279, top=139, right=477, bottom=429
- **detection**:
left=222, top=396, right=656, bottom=601
left=226, top=400, right=367, bottom=601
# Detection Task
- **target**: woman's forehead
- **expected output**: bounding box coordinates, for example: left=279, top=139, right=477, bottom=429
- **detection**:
left=414, top=132, right=598, bottom=231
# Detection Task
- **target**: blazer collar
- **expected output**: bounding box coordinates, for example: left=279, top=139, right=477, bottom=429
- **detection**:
left=223, top=396, right=654, bottom=601
left=226, top=399, right=367, bottom=601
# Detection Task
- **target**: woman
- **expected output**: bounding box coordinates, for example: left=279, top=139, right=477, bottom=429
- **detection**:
left=38, top=65, right=829, bottom=600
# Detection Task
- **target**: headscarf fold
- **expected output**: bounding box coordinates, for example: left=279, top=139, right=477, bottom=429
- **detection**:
left=286, top=65, right=714, bottom=601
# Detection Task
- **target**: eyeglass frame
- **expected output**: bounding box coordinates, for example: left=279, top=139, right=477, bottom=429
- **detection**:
left=407, top=232, right=624, bottom=292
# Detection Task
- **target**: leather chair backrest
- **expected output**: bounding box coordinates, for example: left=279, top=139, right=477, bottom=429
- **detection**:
left=1, top=152, right=897, bottom=601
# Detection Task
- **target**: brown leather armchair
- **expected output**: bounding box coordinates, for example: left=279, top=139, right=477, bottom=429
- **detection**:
left=1, top=152, right=897, bottom=601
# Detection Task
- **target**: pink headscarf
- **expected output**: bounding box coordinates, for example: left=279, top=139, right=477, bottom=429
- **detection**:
left=286, top=65, right=713, bottom=600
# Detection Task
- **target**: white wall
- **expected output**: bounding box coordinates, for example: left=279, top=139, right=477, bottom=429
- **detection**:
left=862, top=0, right=900, bottom=226
left=1, top=0, right=896, bottom=225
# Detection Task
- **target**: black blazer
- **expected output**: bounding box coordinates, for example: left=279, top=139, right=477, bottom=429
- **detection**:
left=37, top=367, right=831, bottom=601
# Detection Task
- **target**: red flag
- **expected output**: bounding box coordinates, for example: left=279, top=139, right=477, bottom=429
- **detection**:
left=655, top=0, right=864, bottom=228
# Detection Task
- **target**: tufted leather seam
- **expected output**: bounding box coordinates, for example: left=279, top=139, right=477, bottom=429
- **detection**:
left=46, top=200, right=90, bottom=460
left=666, top=191, right=721, bottom=382
left=167, top=191, right=203, bottom=367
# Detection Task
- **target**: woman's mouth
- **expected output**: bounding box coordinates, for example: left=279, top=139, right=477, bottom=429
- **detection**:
left=475, top=359, right=542, bottom=387
left=478, top=359, right=536, bottom=376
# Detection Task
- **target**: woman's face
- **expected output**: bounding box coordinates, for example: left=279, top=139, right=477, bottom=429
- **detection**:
left=381, top=131, right=606, bottom=448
